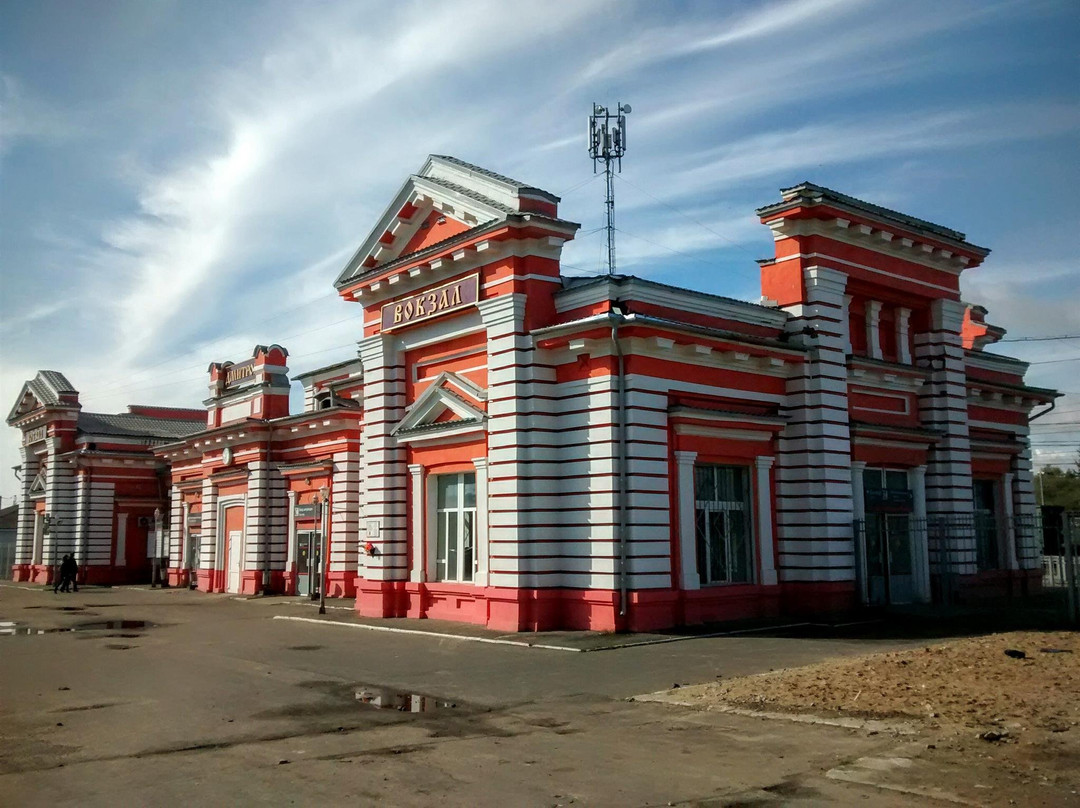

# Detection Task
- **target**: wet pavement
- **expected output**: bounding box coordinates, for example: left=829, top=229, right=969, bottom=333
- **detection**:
left=2, top=583, right=1074, bottom=806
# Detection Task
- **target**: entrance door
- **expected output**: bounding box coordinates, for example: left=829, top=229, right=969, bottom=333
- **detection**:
left=973, top=479, right=1000, bottom=570
left=222, top=505, right=245, bottom=594
left=296, top=531, right=320, bottom=597
left=187, top=532, right=200, bottom=588
left=865, top=512, right=915, bottom=605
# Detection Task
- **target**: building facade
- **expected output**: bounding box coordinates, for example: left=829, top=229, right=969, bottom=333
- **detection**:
left=8, top=156, right=1056, bottom=630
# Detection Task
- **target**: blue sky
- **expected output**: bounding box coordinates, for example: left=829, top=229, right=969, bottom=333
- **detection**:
left=1, top=0, right=1078, bottom=501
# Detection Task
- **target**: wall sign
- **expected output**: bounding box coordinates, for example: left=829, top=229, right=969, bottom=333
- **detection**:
left=381, top=273, right=479, bottom=332
left=23, top=426, right=47, bottom=445
left=187, top=512, right=202, bottom=526
left=224, top=360, right=255, bottom=388
left=294, top=504, right=317, bottom=519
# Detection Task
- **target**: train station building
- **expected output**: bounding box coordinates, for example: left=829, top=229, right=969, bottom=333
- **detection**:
left=7, top=155, right=1057, bottom=631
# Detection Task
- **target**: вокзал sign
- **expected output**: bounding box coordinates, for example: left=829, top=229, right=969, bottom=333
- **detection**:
left=381, top=274, right=479, bottom=332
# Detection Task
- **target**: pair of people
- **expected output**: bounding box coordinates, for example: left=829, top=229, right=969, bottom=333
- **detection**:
left=53, top=554, right=79, bottom=593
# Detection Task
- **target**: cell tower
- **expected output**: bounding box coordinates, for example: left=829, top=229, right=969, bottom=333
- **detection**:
left=588, top=102, right=631, bottom=276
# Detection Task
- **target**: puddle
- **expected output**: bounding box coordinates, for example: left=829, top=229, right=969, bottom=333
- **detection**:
left=354, top=687, right=456, bottom=713
left=0, top=620, right=152, bottom=636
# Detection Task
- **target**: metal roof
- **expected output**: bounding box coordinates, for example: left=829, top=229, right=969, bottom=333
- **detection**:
left=77, top=412, right=206, bottom=440
left=756, top=182, right=987, bottom=252
left=429, top=155, right=559, bottom=202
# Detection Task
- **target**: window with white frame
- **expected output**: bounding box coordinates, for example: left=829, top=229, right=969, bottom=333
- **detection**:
left=694, top=464, right=753, bottom=585
left=435, top=472, right=476, bottom=583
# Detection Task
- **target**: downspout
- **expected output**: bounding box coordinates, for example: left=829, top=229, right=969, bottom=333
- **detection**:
left=610, top=306, right=629, bottom=625
left=1028, top=400, right=1055, bottom=422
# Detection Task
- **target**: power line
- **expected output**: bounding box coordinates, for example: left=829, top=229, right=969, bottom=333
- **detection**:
left=614, top=173, right=761, bottom=270
left=1028, top=356, right=1080, bottom=365
left=998, top=334, right=1080, bottom=343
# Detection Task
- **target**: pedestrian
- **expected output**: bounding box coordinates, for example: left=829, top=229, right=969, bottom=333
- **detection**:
left=57, top=554, right=78, bottom=593
left=53, top=555, right=70, bottom=593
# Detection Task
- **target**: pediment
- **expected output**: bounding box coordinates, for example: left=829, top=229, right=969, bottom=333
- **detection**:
left=391, top=372, right=487, bottom=439
left=7, top=371, right=78, bottom=425
left=336, top=155, right=553, bottom=289
left=8, top=387, right=45, bottom=424
left=28, top=467, right=46, bottom=498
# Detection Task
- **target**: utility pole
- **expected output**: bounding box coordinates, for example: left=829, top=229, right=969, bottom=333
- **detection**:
left=588, top=103, right=631, bottom=276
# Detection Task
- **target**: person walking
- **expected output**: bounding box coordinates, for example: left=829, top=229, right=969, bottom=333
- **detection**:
left=53, top=554, right=70, bottom=593
left=55, top=554, right=78, bottom=593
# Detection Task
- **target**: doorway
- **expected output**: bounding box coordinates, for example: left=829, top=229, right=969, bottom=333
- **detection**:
left=862, top=468, right=917, bottom=605
left=296, top=530, right=320, bottom=597
left=221, top=504, right=245, bottom=594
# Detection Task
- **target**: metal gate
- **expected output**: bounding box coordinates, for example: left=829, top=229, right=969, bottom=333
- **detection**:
left=1041, top=511, right=1079, bottom=625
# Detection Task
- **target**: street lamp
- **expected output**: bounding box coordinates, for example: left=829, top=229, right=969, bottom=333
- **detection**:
left=318, top=485, right=330, bottom=615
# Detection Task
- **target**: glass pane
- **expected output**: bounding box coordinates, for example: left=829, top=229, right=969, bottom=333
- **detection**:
left=438, top=475, right=458, bottom=509
left=462, top=511, right=474, bottom=582
left=695, top=465, right=715, bottom=503
left=695, top=508, right=708, bottom=585
left=463, top=473, right=476, bottom=509
left=886, top=470, right=909, bottom=491
left=709, top=510, right=726, bottom=582
left=728, top=510, right=751, bottom=582
left=446, top=512, right=458, bottom=581
left=866, top=513, right=885, bottom=576
left=887, top=515, right=913, bottom=575
left=436, top=513, right=449, bottom=582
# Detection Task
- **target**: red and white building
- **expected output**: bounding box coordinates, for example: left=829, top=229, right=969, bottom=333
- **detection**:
left=7, top=372, right=204, bottom=585
left=8, top=155, right=1057, bottom=630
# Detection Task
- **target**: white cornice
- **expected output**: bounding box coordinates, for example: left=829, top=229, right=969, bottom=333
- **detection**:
left=555, top=277, right=787, bottom=329
left=767, top=217, right=970, bottom=274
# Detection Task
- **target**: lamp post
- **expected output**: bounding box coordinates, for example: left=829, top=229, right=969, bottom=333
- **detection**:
left=318, top=485, right=330, bottom=615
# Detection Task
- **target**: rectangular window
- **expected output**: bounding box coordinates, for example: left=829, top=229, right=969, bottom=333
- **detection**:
left=435, top=472, right=476, bottom=583
left=973, top=479, right=999, bottom=570
left=694, top=464, right=753, bottom=585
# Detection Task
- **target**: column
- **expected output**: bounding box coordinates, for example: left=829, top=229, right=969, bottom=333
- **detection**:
left=169, top=485, right=183, bottom=569
left=850, top=461, right=867, bottom=604
left=675, top=451, right=698, bottom=590
left=285, top=491, right=297, bottom=571
left=357, top=333, right=408, bottom=614
left=181, top=502, right=192, bottom=568
left=910, top=465, right=930, bottom=602
left=896, top=307, right=912, bottom=364
left=245, top=461, right=271, bottom=592
left=1002, top=472, right=1018, bottom=570
left=841, top=294, right=853, bottom=355
left=473, top=458, right=489, bottom=587
left=330, top=448, right=361, bottom=595
left=200, top=479, right=218, bottom=573
left=865, top=300, right=882, bottom=360
left=408, top=464, right=424, bottom=583
left=74, top=467, right=90, bottom=567
left=915, top=297, right=974, bottom=576
left=14, top=447, right=40, bottom=576
left=775, top=266, right=855, bottom=587
left=43, top=437, right=76, bottom=571
left=755, top=456, right=777, bottom=586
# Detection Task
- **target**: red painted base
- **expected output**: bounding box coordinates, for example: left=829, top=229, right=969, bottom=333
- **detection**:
left=953, top=568, right=1043, bottom=602
left=326, top=570, right=358, bottom=598
left=355, top=580, right=802, bottom=632
left=12, top=563, right=154, bottom=587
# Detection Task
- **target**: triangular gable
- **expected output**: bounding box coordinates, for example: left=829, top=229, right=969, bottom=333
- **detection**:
left=7, top=385, right=44, bottom=424
left=336, top=155, right=559, bottom=289
left=7, top=371, right=78, bottom=424
left=28, top=467, right=46, bottom=498
left=391, top=372, right=487, bottom=438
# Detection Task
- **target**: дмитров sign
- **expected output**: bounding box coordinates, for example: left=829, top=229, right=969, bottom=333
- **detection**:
left=381, top=273, right=479, bottom=332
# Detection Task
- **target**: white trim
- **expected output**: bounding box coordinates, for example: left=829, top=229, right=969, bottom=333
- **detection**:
left=409, top=465, right=424, bottom=583
left=754, top=456, right=777, bottom=586
left=769, top=252, right=958, bottom=294
left=675, top=451, right=698, bottom=591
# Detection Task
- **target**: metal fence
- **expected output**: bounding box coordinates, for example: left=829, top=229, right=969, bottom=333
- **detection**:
left=853, top=511, right=1080, bottom=622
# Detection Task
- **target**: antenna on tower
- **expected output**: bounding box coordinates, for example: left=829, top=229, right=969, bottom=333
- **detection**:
left=588, top=102, right=631, bottom=277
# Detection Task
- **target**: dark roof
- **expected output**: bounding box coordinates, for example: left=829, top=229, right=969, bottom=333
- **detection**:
left=293, top=357, right=362, bottom=382
left=77, top=412, right=205, bottom=440
left=560, top=274, right=781, bottom=317
left=420, top=175, right=517, bottom=216
left=395, top=417, right=482, bottom=436
left=756, top=182, right=988, bottom=252
left=429, top=155, right=559, bottom=202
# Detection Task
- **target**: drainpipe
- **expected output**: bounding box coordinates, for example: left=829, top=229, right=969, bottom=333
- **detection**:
left=610, top=304, right=629, bottom=625
left=1028, top=400, right=1055, bottom=422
